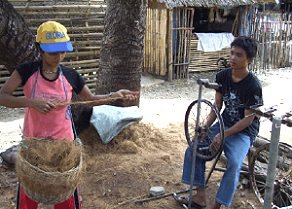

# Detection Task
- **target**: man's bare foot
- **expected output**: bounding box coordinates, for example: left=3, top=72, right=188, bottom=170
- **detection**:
left=209, top=201, right=221, bottom=209
left=192, top=187, right=207, bottom=207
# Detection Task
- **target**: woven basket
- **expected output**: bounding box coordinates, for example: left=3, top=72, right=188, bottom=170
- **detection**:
left=15, top=140, right=82, bottom=205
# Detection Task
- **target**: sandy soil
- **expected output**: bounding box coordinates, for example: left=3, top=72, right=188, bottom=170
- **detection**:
left=0, top=69, right=291, bottom=209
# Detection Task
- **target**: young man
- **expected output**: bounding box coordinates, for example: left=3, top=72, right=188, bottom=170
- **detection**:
left=0, top=21, right=138, bottom=209
left=180, top=36, right=263, bottom=209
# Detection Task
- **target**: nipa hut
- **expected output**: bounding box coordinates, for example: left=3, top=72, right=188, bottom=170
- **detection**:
left=145, top=0, right=277, bottom=80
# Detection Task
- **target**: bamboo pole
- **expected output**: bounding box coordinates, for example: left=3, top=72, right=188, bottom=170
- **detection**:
left=260, top=5, right=265, bottom=72
left=18, top=11, right=105, bottom=16
left=167, top=9, right=173, bottom=81
left=177, top=8, right=181, bottom=79
left=173, top=9, right=178, bottom=80
left=14, top=5, right=107, bottom=10
left=9, top=0, right=104, bottom=2
left=30, top=26, right=104, bottom=32
left=288, top=12, right=292, bottom=66
left=182, top=8, right=187, bottom=79
left=144, top=8, right=149, bottom=73
left=152, top=9, right=156, bottom=74
left=157, top=8, right=162, bottom=76
left=186, top=8, right=194, bottom=80
left=72, top=40, right=102, bottom=45
left=67, top=33, right=103, bottom=38
left=77, top=68, right=99, bottom=74
left=66, top=51, right=100, bottom=58
left=155, top=8, right=159, bottom=75
left=27, top=17, right=104, bottom=23
left=282, top=12, right=288, bottom=67
left=160, top=9, right=167, bottom=76
left=149, top=8, right=153, bottom=74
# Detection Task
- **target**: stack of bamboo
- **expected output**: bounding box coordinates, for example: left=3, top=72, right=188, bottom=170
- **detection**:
left=0, top=0, right=106, bottom=95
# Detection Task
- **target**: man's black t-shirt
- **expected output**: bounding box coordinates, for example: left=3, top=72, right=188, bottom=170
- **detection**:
left=215, top=68, right=263, bottom=142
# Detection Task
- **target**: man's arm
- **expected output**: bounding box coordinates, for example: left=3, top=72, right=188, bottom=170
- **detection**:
left=205, top=91, right=223, bottom=127
left=223, top=109, right=256, bottom=138
left=210, top=109, right=256, bottom=152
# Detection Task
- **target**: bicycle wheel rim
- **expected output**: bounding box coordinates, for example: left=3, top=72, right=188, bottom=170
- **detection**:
left=184, top=99, right=224, bottom=161
left=250, top=143, right=292, bottom=207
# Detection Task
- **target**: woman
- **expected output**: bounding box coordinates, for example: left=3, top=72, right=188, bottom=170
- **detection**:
left=0, top=21, right=138, bottom=209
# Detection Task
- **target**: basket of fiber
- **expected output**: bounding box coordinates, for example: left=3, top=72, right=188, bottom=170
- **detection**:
left=15, top=138, right=82, bottom=205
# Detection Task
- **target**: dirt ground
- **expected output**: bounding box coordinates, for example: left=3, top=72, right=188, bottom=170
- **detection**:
left=0, top=69, right=291, bottom=209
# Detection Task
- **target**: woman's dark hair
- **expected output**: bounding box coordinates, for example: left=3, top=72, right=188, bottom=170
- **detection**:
left=35, top=42, right=44, bottom=54
left=231, top=36, right=258, bottom=59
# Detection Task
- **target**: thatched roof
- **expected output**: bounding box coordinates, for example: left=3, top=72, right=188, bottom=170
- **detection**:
left=154, top=0, right=276, bottom=8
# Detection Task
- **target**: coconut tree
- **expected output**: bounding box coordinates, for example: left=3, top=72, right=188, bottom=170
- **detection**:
left=97, top=0, right=147, bottom=106
left=0, top=0, right=39, bottom=73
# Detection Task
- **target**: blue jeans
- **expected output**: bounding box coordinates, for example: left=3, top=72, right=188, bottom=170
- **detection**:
left=181, top=122, right=251, bottom=207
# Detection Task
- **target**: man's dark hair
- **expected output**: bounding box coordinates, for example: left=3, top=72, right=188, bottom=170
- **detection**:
left=231, top=36, right=258, bottom=60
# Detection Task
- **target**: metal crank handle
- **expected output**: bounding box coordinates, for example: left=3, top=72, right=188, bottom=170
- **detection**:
left=198, top=146, right=209, bottom=151
left=173, top=193, right=188, bottom=209
left=197, top=79, right=221, bottom=90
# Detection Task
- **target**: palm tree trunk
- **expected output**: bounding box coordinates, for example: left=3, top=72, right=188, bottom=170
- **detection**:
left=97, top=0, right=147, bottom=106
left=0, top=0, right=38, bottom=73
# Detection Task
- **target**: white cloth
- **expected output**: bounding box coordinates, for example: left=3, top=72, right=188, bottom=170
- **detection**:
left=195, top=33, right=235, bottom=52
left=90, top=105, right=143, bottom=144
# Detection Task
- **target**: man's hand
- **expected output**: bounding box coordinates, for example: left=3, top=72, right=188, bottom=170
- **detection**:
left=197, top=125, right=209, bottom=139
left=210, top=133, right=222, bottom=154
left=111, top=89, right=139, bottom=101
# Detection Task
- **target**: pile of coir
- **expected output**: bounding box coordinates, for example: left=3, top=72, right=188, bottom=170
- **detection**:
left=19, top=139, right=81, bottom=172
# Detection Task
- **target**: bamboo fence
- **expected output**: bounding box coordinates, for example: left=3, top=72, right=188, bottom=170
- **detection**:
left=144, top=6, right=194, bottom=80
left=144, top=7, right=169, bottom=78
left=0, top=0, right=106, bottom=95
left=252, top=10, right=292, bottom=73
left=172, top=7, right=194, bottom=79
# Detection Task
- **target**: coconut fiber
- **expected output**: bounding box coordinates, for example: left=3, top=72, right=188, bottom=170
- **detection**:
left=15, top=139, right=82, bottom=204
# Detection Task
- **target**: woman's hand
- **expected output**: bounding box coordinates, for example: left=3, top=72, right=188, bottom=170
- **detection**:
left=111, top=89, right=139, bottom=101
left=30, top=99, right=57, bottom=114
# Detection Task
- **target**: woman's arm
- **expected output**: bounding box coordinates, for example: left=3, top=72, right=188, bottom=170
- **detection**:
left=0, top=70, right=30, bottom=108
left=78, top=85, right=139, bottom=101
left=0, top=70, right=57, bottom=113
